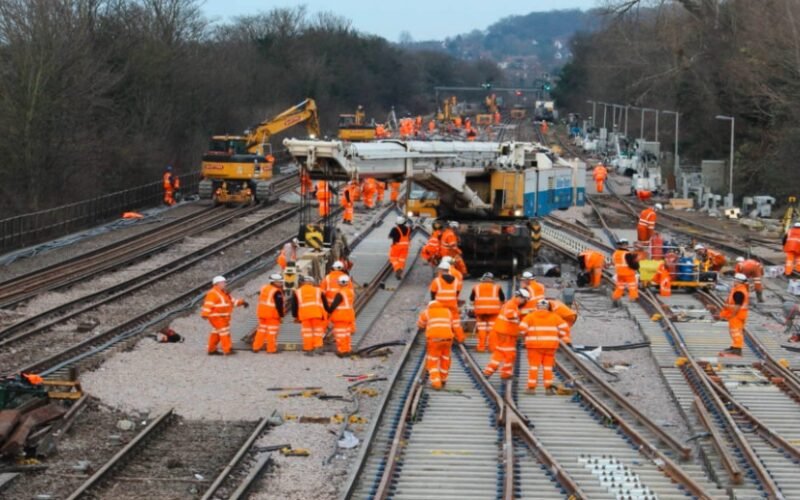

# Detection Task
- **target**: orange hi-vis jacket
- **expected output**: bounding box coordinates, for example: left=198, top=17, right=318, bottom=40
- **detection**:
left=257, top=284, right=283, bottom=320
left=330, top=287, right=356, bottom=322
left=472, top=282, right=502, bottom=315
left=440, top=228, right=459, bottom=254
left=593, top=165, right=607, bottom=181
left=163, top=172, right=174, bottom=190
left=520, top=310, right=569, bottom=349
left=494, top=300, right=522, bottom=335
left=417, top=301, right=458, bottom=340
left=522, top=281, right=546, bottom=313
left=201, top=287, right=241, bottom=327
left=390, top=182, right=401, bottom=201
left=316, top=181, right=330, bottom=200
left=421, top=231, right=441, bottom=261
left=725, top=283, right=749, bottom=321
left=295, top=284, right=325, bottom=320
left=321, top=270, right=350, bottom=302
left=735, top=259, right=763, bottom=279
left=579, top=250, right=605, bottom=270
left=548, top=299, right=577, bottom=327
left=613, top=249, right=635, bottom=277
left=638, top=208, right=656, bottom=231
left=784, top=227, right=800, bottom=253
left=430, top=275, right=459, bottom=308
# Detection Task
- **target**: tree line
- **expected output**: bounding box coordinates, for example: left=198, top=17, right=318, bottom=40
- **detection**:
left=0, top=0, right=504, bottom=216
left=554, top=0, right=800, bottom=202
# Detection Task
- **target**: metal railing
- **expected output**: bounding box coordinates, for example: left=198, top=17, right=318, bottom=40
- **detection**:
left=0, top=172, right=201, bottom=253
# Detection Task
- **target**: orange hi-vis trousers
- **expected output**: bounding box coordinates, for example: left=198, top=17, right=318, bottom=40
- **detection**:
left=426, top=339, right=452, bottom=389
left=475, top=314, right=497, bottom=352
left=786, top=251, right=800, bottom=276
left=612, top=272, right=638, bottom=301
left=589, top=267, right=603, bottom=288
left=343, top=204, right=353, bottom=223
left=527, top=347, right=556, bottom=389
left=208, top=323, right=232, bottom=354
left=301, top=318, right=326, bottom=351
left=446, top=306, right=465, bottom=342
left=332, top=321, right=355, bottom=354
left=595, top=180, right=605, bottom=193
left=318, top=202, right=330, bottom=217
left=484, top=333, right=517, bottom=379
left=253, top=319, right=280, bottom=353
left=728, top=316, right=745, bottom=349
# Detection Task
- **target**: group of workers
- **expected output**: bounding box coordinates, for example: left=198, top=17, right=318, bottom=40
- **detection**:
left=310, top=177, right=403, bottom=221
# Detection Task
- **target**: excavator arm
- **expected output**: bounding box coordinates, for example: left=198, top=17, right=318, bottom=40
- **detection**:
left=246, top=98, right=321, bottom=155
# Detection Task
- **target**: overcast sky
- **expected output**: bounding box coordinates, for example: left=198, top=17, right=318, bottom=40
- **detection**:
left=201, top=0, right=598, bottom=41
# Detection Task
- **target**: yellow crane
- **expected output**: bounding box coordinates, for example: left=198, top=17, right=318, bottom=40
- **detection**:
left=199, top=98, right=320, bottom=205
left=338, top=105, right=377, bottom=142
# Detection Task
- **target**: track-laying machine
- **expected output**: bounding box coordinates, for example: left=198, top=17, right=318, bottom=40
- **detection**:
left=199, top=98, right=320, bottom=205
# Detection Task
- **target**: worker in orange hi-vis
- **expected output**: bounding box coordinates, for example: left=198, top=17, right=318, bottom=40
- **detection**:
left=300, top=171, right=313, bottom=197
left=637, top=203, right=661, bottom=245
left=253, top=274, right=285, bottom=353
left=470, top=273, right=505, bottom=352
left=276, top=238, right=299, bottom=270
left=494, top=111, right=501, bottom=124
left=415, top=115, right=423, bottom=131
left=349, top=179, right=361, bottom=202
left=612, top=239, right=640, bottom=302
left=340, top=183, right=354, bottom=225
left=430, top=262, right=465, bottom=342
left=519, top=271, right=546, bottom=315
left=417, top=299, right=461, bottom=389
left=362, top=177, right=377, bottom=209
left=388, top=216, right=412, bottom=279
left=163, top=165, right=176, bottom=206
left=292, top=276, right=329, bottom=353
left=694, top=244, right=727, bottom=272
left=375, top=124, right=387, bottom=138
left=653, top=260, right=672, bottom=297
left=735, top=257, right=765, bottom=302
left=320, top=260, right=351, bottom=304
left=389, top=180, right=402, bottom=204
left=421, top=220, right=443, bottom=266
left=327, top=275, right=356, bottom=355
left=201, top=276, right=248, bottom=355
left=592, top=163, right=608, bottom=193
left=520, top=299, right=570, bottom=394
left=375, top=180, right=386, bottom=204
left=718, top=273, right=749, bottom=358
left=578, top=249, right=606, bottom=288
left=540, top=121, right=549, bottom=134
left=546, top=298, right=578, bottom=328
left=783, top=221, right=800, bottom=276
left=439, top=221, right=461, bottom=258
left=315, top=180, right=331, bottom=217
left=453, top=116, right=462, bottom=129
left=484, top=289, right=529, bottom=379
left=428, top=120, right=436, bottom=133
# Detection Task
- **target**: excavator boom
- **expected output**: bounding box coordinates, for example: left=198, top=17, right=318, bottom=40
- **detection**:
left=246, top=98, right=321, bottom=154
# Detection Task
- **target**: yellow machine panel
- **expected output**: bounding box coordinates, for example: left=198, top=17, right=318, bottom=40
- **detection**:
left=489, top=171, right=525, bottom=216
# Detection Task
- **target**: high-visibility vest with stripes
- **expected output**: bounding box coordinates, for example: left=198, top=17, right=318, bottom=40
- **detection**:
left=430, top=276, right=459, bottom=307
left=493, top=300, right=521, bottom=335
left=201, top=287, right=233, bottom=325
left=418, top=303, right=455, bottom=340
left=296, top=284, right=325, bottom=320
left=726, top=283, right=750, bottom=319
left=331, top=288, right=356, bottom=322
left=472, top=282, right=502, bottom=315
left=638, top=208, right=656, bottom=229
left=392, top=225, right=411, bottom=251
left=520, top=310, right=568, bottom=349
left=257, top=284, right=282, bottom=320
left=321, top=270, right=348, bottom=302
left=522, top=281, right=545, bottom=313
left=785, top=228, right=800, bottom=253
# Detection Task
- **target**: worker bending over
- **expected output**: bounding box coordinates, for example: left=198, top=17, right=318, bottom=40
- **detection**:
left=593, top=163, right=607, bottom=193
left=735, top=257, right=764, bottom=302
left=547, top=297, right=577, bottom=327
left=276, top=238, right=299, bottom=270
left=201, top=275, right=248, bottom=355
left=520, top=271, right=546, bottom=314
left=418, top=300, right=461, bottom=390
left=484, top=289, right=529, bottom=379
left=470, top=273, right=505, bottom=352
left=430, top=262, right=465, bottom=342
left=253, top=274, right=285, bottom=353
left=520, top=299, right=570, bottom=394
left=719, top=273, right=749, bottom=358
left=783, top=222, right=800, bottom=276
left=578, top=249, right=605, bottom=288
left=292, top=276, right=329, bottom=353
left=388, top=216, right=412, bottom=279
left=327, top=275, right=356, bottom=355
left=637, top=204, right=661, bottom=246
left=694, top=244, right=726, bottom=272
left=612, top=239, right=640, bottom=302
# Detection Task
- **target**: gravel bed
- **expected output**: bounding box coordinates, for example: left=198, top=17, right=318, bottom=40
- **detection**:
left=0, top=213, right=299, bottom=373
left=0, top=202, right=205, bottom=281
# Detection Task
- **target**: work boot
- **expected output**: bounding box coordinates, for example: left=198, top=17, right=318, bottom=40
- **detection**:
left=718, top=347, right=743, bottom=358
left=395, top=270, right=402, bottom=279
left=207, top=350, right=222, bottom=356
left=612, top=300, right=621, bottom=308
left=223, top=350, right=236, bottom=356
left=303, top=351, right=315, bottom=357
left=756, top=290, right=764, bottom=303
left=525, top=386, right=537, bottom=395
left=545, top=386, right=558, bottom=396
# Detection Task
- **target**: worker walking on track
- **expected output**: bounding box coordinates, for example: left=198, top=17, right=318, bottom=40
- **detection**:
left=470, top=273, right=505, bottom=352
left=430, top=262, right=465, bottom=342
left=201, top=276, right=248, bottom=355
left=362, top=177, right=377, bottom=209
left=315, top=180, right=331, bottom=217
left=637, top=204, right=661, bottom=246
left=593, top=163, right=607, bottom=193
left=421, top=220, right=443, bottom=266
left=718, top=273, right=749, bottom=357
left=327, top=275, right=356, bottom=355
left=520, top=299, right=570, bottom=394
left=783, top=221, right=800, bottom=276
left=253, top=274, right=285, bottom=353
left=163, top=166, right=176, bottom=206
left=735, top=257, right=765, bottom=302
left=417, top=299, right=461, bottom=390
left=520, top=271, right=546, bottom=314
left=341, top=183, right=354, bottom=225
left=292, top=276, right=329, bottom=353
left=388, top=216, right=412, bottom=279
left=484, top=289, right=529, bottom=379
left=276, top=238, right=299, bottom=270
left=578, top=249, right=605, bottom=288
left=390, top=180, right=402, bottom=204
left=612, top=239, right=640, bottom=302
left=440, top=221, right=461, bottom=258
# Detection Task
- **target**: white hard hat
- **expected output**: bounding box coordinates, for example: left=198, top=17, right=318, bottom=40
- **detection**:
left=694, top=244, right=705, bottom=251
left=515, top=289, right=530, bottom=299
left=654, top=203, right=663, bottom=210
left=521, top=271, right=534, bottom=280
left=617, top=238, right=629, bottom=246
left=441, top=256, right=453, bottom=264
left=332, top=260, right=345, bottom=270
left=536, top=299, right=550, bottom=310
left=212, top=275, right=226, bottom=285
left=292, top=238, right=299, bottom=245
left=734, top=273, right=748, bottom=282
left=301, top=275, right=315, bottom=283
left=269, top=273, right=284, bottom=283
left=449, top=221, right=459, bottom=228
left=396, top=216, right=407, bottom=225
left=437, top=261, right=451, bottom=271
left=481, top=272, right=494, bottom=281
left=736, top=256, right=745, bottom=263
left=338, top=275, right=351, bottom=285
left=794, top=222, right=800, bottom=228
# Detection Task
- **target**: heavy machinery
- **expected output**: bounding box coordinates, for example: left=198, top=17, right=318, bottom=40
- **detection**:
left=199, top=98, right=320, bottom=205
left=338, top=105, right=377, bottom=142
left=437, top=96, right=457, bottom=123
left=283, top=138, right=585, bottom=274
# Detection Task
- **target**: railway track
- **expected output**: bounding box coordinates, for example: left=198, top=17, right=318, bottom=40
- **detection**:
left=0, top=173, right=299, bottom=309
